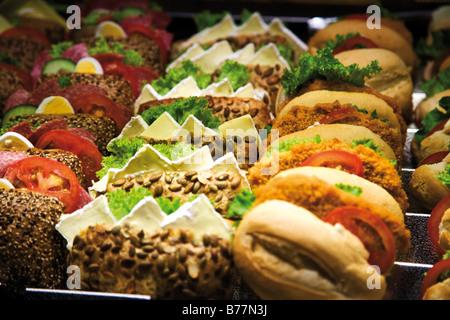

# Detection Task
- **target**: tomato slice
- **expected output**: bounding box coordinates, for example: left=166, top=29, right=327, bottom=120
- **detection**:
left=426, top=119, right=449, bottom=138
left=102, top=61, right=140, bottom=98
left=0, top=62, right=33, bottom=91
left=333, top=36, right=378, bottom=55
left=323, top=206, right=396, bottom=272
left=70, top=92, right=132, bottom=132
left=34, top=129, right=103, bottom=186
left=428, top=194, right=450, bottom=254
left=420, top=258, right=450, bottom=299
left=419, top=151, right=450, bottom=167
left=122, top=23, right=168, bottom=65
left=1, top=27, right=51, bottom=48
left=4, top=157, right=80, bottom=213
left=318, top=107, right=362, bottom=124
left=301, top=150, right=365, bottom=177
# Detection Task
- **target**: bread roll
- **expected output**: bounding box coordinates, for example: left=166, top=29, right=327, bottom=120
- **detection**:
left=233, top=200, right=387, bottom=300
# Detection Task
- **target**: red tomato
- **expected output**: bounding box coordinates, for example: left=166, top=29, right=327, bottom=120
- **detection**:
left=34, top=129, right=103, bottom=186
left=70, top=92, right=132, bottom=132
left=420, top=258, right=450, bottom=299
left=318, top=107, right=361, bottom=124
left=344, top=14, right=370, bottom=21
left=102, top=61, right=140, bottom=98
left=333, top=36, right=378, bottom=55
left=5, top=157, right=80, bottom=213
left=1, top=27, right=51, bottom=48
left=0, top=62, right=33, bottom=91
left=92, top=53, right=124, bottom=65
left=426, top=119, right=449, bottom=138
left=323, top=206, right=396, bottom=272
left=301, top=150, right=365, bottom=177
left=428, top=194, right=450, bottom=254
left=122, top=23, right=168, bottom=65
left=419, top=151, right=450, bottom=167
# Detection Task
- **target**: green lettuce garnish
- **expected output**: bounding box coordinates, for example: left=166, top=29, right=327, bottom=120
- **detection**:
left=416, top=29, right=450, bottom=61
left=419, top=67, right=450, bottom=98
left=151, top=60, right=211, bottom=96
left=152, top=141, right=197, bottom=161
left=82, top=11, right=110, bottom=26
left=265, top=134, right=322, bottom=157
left=226, top=188, right=255, bottom=226
left=335, top=183, right=363, bottom=197
left=58, top=75, right=72, bottom=89
left=87, top=36, right=143, bottom=66
left=193, top=8, right=253, bottom=32
left=415, top=96, right=450, bottom=146
left=438, top=164, right=450, bottom=188
left=281, top=45, right=382, bottom=96
left=155, top=197, right=182, bottom=215
left=106, top=187, right=152, bottom=220
left=324, top=32, right=361, bottom=51
left=352, top=138, right=397, bottom=167
left=96, top=136, right=147, bottom=179
left=216, top=59, right=251, bottom=91
left=49, top=41, right=74, bottom=58
left=140, top=96, right=222, bottom=129
left=0, top=52, right=21, bottom=68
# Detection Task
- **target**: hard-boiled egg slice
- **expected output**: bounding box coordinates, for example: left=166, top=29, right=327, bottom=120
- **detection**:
left=35, top=96, right=74, bottom=114
left=75, top=57, right=104, bottom=74
left=95, top=21, right=127, bottom=38
left=0, top=132, right=34, bottom=150
left=0, top=178, right=14, bottom=189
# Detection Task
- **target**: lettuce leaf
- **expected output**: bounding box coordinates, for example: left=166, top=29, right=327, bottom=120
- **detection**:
left=49, top=41, right=74, bottom=58
left=87, top=36, right=143, bottom=66
left=281, top=45, right=381, bottom=96
left=152, top=141, right=196, bottom=161
left=419, top=67, right=450, bottom=98
left=106, top=187, right=152, bottom=220
left=140, top=96, right=222, bottom=128
left=265, top=134, right=322, bottom=157
left=225, top=188, right=255, bottom=225
left=438, top=164, right=450, bottom=188
left=335, top=183, right=363, bottom=197
left=155, top=197, right=182, bottom=215
left=216, top=59, right=251, bottom=91
left=96, top=136, right=147, bottom=179
left=415, top=96, right=450, bottom=146
left=151, top=60, right=211, bottom=96
left=416, top=29, right=450, bottom=61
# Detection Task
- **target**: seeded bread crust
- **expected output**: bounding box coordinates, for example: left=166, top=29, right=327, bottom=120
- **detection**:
left=68, top=224, right=236, bottom=299
left=106, top=170, right=246, bottom=216
left=137, top=96, right=272, bottom=129
left=40, top=73, right=135, bottom=110
left=14, top=113, right=117, bottom=156
left=0, top=188, right=67, bottom=291
left=0, top=67, right=22, bottom=113
left=0, top=37, right=47, bottom=72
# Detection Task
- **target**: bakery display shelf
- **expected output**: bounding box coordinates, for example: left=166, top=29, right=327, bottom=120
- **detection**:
left=1, top=6, right=443, bottom=301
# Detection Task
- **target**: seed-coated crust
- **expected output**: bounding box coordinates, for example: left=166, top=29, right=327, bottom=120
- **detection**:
left=137, top=95, right=272, bottom=129
left=106, top=169, right=246, bottom=217
left=252, top=173, right=411, bottom=253
left=40, top=73, right=135, bottom=110
left=13, top=113, right=117, bottom=156
left=0, top=37, right=47, bottom=72
left=68, top=224, right=236, bottom=299
left=248, top=139, right=409, bottom=214
left=0, top=67, right=22, bottom=114
left=0, top=189, right=67, bottom=291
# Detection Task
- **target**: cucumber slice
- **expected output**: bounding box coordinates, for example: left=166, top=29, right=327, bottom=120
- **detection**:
left=42, top=58, right=76, bottom=75
left=1, top=104, right=37, bottom=128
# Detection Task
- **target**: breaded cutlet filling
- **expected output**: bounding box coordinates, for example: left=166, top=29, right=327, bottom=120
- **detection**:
left=272, top=101, right=404, bottom=163
left=253, top=173, right=411, bottom=253
left=249, top=139, right=409, bottom=213
left=278, top=79, right=408, bottom=139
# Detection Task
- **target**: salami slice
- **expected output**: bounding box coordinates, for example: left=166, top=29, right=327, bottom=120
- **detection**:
left=30, top=50, right=52, bottom=87
left=73, top=186, right=93, bottom=211
left=56, top=84, right=107, bottom=104
left=67, top=127, right=97, bottom=144
left=6, top=121, right=33, bottom=138
left=0, top=151, right=26, bottom=178
left=120, top=14, right=153, bottom=30
left=61, top=43, right=89, bottom=63
left=26, top=118, right=68, bottom=145
left=27, top=78, right=60, bottom=107
left=3, top=88, right=31, bottom=115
